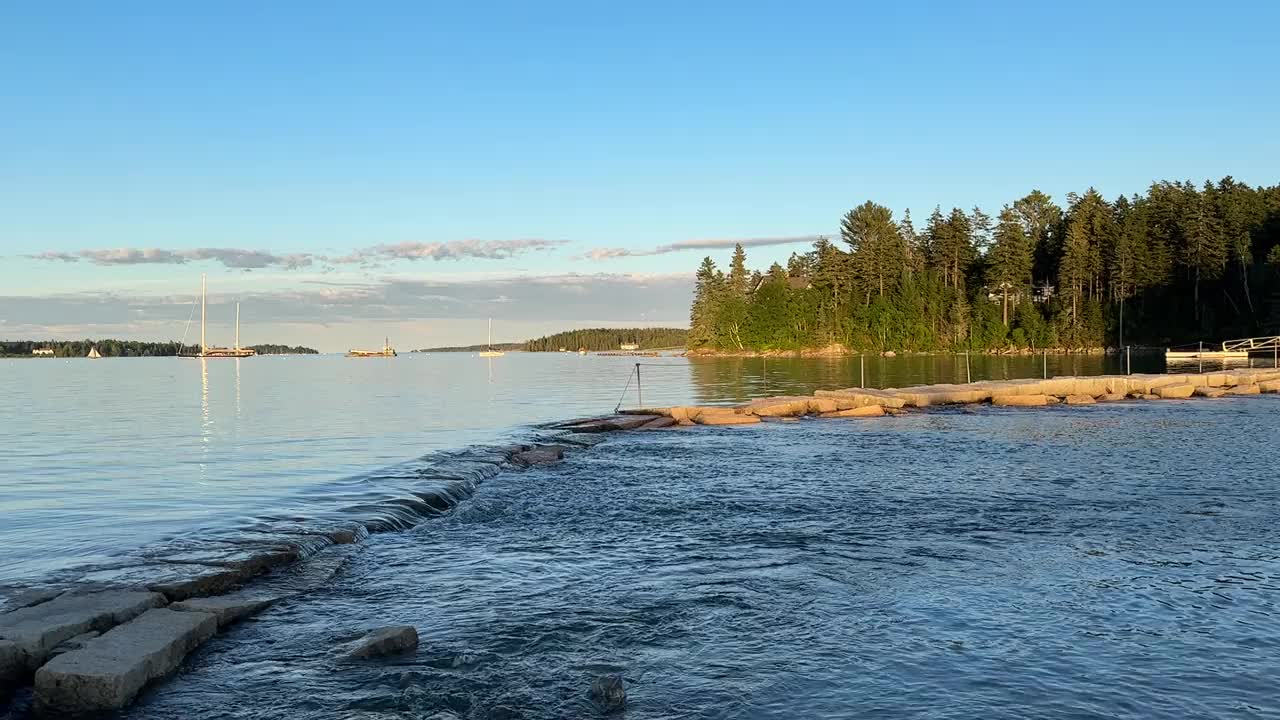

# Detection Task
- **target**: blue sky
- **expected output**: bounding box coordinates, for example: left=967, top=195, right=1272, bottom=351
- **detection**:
left=3, top=1, right=1277, bottom=349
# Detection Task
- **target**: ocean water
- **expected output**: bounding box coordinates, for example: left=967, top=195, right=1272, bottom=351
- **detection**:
left=0, top=351, right=1164, bottom=585
left=2, top=353, right=1278, bottom=718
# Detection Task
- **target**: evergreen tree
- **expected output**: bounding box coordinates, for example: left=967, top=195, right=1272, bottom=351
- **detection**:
left=987, top=206, right=1033, bottom=325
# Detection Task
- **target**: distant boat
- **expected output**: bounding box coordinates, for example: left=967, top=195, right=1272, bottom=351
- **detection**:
left=87, top=347, right=102, bottom=359
left=578, top=347, right=587, bottom=355
left=348, top=337, right=397, bottom=358
left=478, top=318, right=504, bottom=358
left=181, top=274, right=257, bottom=358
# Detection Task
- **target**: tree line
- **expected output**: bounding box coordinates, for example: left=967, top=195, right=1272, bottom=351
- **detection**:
left=1, top=340, right=317, bottom=357
left=524, top=327, right=688, bottom=352
left=690, top=177, right=1280, bottom=352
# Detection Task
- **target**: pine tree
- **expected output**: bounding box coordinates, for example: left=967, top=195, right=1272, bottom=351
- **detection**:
left=841, top=201, right=904, bottom=301
left=988, top=206, right=1033, bottom=325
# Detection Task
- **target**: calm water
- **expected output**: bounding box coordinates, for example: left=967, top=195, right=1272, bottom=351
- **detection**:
left=2, top=353, right=1278, bottom=718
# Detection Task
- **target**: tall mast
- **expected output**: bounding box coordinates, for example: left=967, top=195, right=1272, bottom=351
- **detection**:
left=488, top=317, right=492, bottom=349
left=200, top=274, right=207, bottom=353
left=235, top=302, right=241, bottom=350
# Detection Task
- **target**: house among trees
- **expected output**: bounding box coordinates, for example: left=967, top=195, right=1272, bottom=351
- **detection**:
left=32, top=348, right=54, bottom=356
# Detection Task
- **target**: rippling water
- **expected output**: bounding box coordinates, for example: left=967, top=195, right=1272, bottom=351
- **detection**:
left=113, top=395, right=1280, bottom=719
left=3, top=353, right=1278, bottom=718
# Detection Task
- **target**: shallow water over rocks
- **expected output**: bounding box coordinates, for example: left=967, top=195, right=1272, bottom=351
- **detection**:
left=84, top=395, right=1280, bottom=719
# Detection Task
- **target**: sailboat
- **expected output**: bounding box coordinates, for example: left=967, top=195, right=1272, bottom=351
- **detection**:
left=87, top=347, right=102, bottom=359
left=478, top=318, right=504, bottom=357
left=347, top=337, right=397, bottom=358
left=182, top=274, right=257, bottom=358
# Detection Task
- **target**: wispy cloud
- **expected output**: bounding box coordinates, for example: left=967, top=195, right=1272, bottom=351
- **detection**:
left=27, top=239, right=568, bottom=270
left=583, top=235, right=822, bottom=261
left=28, top=247, right=315, bottom=270
left=330, top=239, right=566, bottom=266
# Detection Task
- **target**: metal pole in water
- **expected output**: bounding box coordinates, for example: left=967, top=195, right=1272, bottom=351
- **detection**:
left=860, top=354, right=865, bottom=389
left=635, top=363, right=642, bottom=408
left=1043, top=350, right=1047, bottom=379
left=1126, top=345, right=1131, bottom=375
left=965, top=350, right=971, bottom=384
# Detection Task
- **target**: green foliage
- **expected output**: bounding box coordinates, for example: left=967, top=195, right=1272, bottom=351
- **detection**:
left=523, top=328, right=688, bottom=352
left=246, top=344, right=319, bottom=355
left=0, top=340, right=317, bottom=357
left=687, top=176, right=1280, bottom=352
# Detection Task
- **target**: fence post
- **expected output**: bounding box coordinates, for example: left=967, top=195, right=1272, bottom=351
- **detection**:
left=1126, top=345, right=1131, bottom=376
left=860, top=354, right=865, bottom=389
left=1042, top=350, right=1047, bottom=379
left=965, top=350, right=971, bottom=384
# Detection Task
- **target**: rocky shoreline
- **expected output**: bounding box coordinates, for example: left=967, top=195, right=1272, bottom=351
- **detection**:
left=620, top=367, right=1280, bottom=424
left=3, top=367, right=1278, bottom=715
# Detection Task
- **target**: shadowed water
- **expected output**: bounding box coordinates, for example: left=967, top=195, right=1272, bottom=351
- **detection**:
left=100, top=395, right=1279, bottom=719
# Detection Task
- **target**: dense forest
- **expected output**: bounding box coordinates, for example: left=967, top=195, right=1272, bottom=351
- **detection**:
left=524, top=327, right=688, bottom=352
left=690, top=177, right=1280, bottom=353
left=245, top=344, right=319, bottom=355
left=0, top=340, right=317, bottom=357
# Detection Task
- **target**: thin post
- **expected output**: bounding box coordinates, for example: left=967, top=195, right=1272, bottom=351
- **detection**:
left=635, top=363, right=642, bottom=408
left=1126, top=345, right=1131, bottom=376
left=200, top=274, right=207, bottom=353
left=235, top=302, right=240, bottom=350
left=1043, top=350, right=1047, bottom=379
left=965, top=350, right=971, bottom=384
left=1274, top=339, right=1277, bottom=369
left=860, top=354, right=865, bottom=389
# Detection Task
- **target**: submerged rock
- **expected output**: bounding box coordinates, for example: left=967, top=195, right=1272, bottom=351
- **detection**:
left=512, top=445, right=567, bottom=466
left=637, top=416, right=678, bottom=430
left=1194, top=386, right=1228, bottom=398
left=346, top=625, right=419, bottom=659
left=1226, top=384, right=1260, bottom=395
left=1064, top=394, right=1096, bottom=405
left=991, top=394, right=1050, bottom=407
left=33, top=607, right=216, bottom=715
left=1096, top=393, right=1127, bottom=402
left=590, top=673, right=626, bottom=713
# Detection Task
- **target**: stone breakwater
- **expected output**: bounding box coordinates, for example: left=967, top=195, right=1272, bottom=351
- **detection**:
left=0, top=440, right=606, bottom=716
left=2, top=368, right=1277, bottom=715
left=621, top=368, right=1280, bottom=424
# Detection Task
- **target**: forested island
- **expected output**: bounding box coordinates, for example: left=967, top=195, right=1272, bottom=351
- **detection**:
left=415, top=327, right=688, bottom=352
left=690, top=177, right=1280, bottom=353
left=523, top=327, right=687, bottom=352
left=0, top=340, right=318, bottom=357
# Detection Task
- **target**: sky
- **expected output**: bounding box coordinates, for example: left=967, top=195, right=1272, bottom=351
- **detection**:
left=3, top=1, right=1278, bottom=350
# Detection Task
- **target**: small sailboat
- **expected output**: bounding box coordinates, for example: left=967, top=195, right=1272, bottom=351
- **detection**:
left=87, top=347, right=102, bottom=359
left=479, top=318, right=504, bottom=358
left=347, top=337, right=397, bottom=358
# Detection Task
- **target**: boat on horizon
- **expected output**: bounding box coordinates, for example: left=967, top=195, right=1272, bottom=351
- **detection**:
left=87, top=346, right=101, bottom=359
left=478, top=318, right=504, bottom=358
left=347, top=337, right=397, bottom=358
left=181, top=274, right=257, bottom=359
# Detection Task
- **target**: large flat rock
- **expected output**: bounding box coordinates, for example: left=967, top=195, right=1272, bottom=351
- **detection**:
left=34, top=607, right=216, bottom=714
left=0, top=589, right=165, bottom=671
left=171, top=593, right=275, bottom=628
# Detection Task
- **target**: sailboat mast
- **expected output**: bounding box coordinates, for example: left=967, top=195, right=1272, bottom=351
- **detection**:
left=488, top=317, right=492, bottom=349
left=200, top=274, right=207, bottom=353
left=235, top=302, right=241, bottom=350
